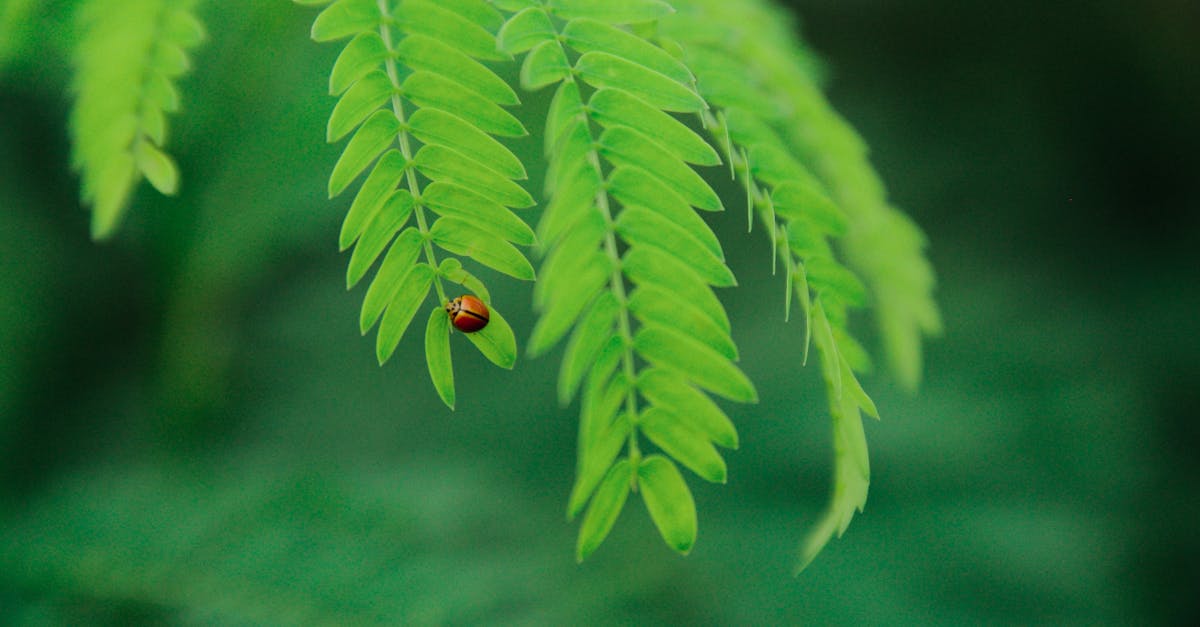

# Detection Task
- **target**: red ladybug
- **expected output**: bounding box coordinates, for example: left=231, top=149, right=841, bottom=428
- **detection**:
left=445, top=295, right=489, bottom=333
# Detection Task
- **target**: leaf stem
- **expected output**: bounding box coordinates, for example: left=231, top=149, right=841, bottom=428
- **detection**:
left=377, top=0, right=446, bottom=304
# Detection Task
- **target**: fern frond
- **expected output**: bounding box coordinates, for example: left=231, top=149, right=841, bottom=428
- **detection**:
left=69, top=0, right=205, bottom=239
left=496, top=1, right=755, bottom=561
left=659, top=0, right=938, bottom=571
left=298, top=0, right=535, bottom=408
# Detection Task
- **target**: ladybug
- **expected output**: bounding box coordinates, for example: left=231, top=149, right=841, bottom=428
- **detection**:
left=445, top=294, right=489, bottom=333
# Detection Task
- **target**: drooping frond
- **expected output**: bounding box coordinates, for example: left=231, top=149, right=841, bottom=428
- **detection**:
left=495, top=0, right=756, bottom=560
left=297, top=0, right=536, bottom=408
left=70, top=0, right=205, bottom=239
left=658, top=0, right=936, bottom=571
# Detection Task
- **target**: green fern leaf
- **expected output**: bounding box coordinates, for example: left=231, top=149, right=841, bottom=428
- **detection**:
left=658, top=0, right=939, bottom=572
left=298, top=0, right=535, bottom=407
left=70, top=0, right=205, bottom=239
left=496, top=2, right=756, bottom=559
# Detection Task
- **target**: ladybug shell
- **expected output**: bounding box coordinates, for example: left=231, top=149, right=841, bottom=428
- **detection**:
left=447, top=295, right=489, bottom=333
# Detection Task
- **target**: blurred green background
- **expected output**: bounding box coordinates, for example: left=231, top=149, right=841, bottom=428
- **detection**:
left=2, top=0, right=1198, bottom=624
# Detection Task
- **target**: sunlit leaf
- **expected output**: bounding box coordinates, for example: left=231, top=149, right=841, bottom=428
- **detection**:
left=548, top=0, right=673, bottom=24
left=422, top=182, right=535, bottom=246
left=360, top=228, right=424, bottom=333
left=576, top=459, right=632, bottom=562
left=412, top=145, right=534, bottom=208
left=328, top=70, right=393, bottom=142
left=346, top=190, right=414, bottom=288
left=575, top=52, right=705, bottom=113
left=637, top=368, right=738, bottom=449
left=425, top=306, right=456, bottom=409
left=430, top=217, right=535, bottom=280
left=562, top=19, right=692, bottom=86
left=637, top=455, right=697, bottom=555
left=498, top=7, right=557, bottom=55
left=640, top=407, right=726, bottom=484
left=397, top=35, right=520, bottom=106
left=395, top=0, right=508, bottom=62
left=402, top=72, right=526, bottom=138
left=558, top=292, right=620, bottom=406
left=634, top=326, right=757, bottom=403
left=407, top=109, right=526, bottom=180
left=598, top=126, right=722, bottom=211
left=311, top=0, right=378, bottom=42
left=329, top=110, right=400, bottom=197
left=615, top=207, right=734, bottom=287
left=588, top=89, right=719, bottom=166
left=329, top=32, right=388, bottom=95
left=463, top=305, right=517, bottom=369
left=376, top=262, right=435, bottom=363
left=340, top=150, right=407, bottom=249
left=521, top=40, right=571, bottom=90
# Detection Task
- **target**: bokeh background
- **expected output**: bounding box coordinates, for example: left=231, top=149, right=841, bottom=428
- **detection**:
left=2, top=0, right=1198, bottom=623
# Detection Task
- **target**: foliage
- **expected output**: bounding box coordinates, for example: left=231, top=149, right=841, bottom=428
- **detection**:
left=69, top=0, right=205, bottom=239
left=56, top=0, right=937, bottom=570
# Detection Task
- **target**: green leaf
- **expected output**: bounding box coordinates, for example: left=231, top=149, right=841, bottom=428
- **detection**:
left=545, top=80, right=585, bottom=156
left=558, top=292, right=620, bottom=406
left=346, top=191, right=414, bottom=288
left=606, top=167, right=721, bottom=258
left=548, top=0, right=674, bottom=24
left=521, top=40, right=571, bottom=90
left=567, top=414, right=629, bottom=519
left=562, top=19, right=692, bottom=86
left=395, top=0, right=508, bottom=62
left=422, top=182, right=535, bottom=246
left=407, top=108, right=526, bottom=180
left=807, top=257, right=868, bottom=307
left=615, top=207, right=734, bottom=287
left=627, top=286, right=737, bottom=362
left=772, top=180, right=847, bottom=236
left=637, top=455, right=697, bottom=555
left=425, top=306, right=456, bottom=409
left=588, top=89, right=719, bottom=166
left=437, top=0, right=505, bottom=32
left=329, top=32, right=389, bottom=95
left=311, top=0, right=378, bottom=42
left=340, top=150, right=407, bottom=249
left=538, top=162, right=602, bottom=247
left=397, top=35, right=519, bottom=106
left=576, top=459, right=632, bottom=562
left=401, top=71, right=526, bottom=137
left=598, top=126, right=722, bottom=211
left=544, top=126, right=596, bottom=213
left=786, top=219, right=834, bottom=260
left=575, top=52, right=705, bottom=113
left=622, top=245, right=730, bottom=334
left=528, top=257, right=611, bottom=356
left=637, top=368, right=738, bottom=449
left=413, top=145, right=534, bottom=208
left=429, top=217, right=536, bottom=280
left=634, top=326, right=757, bottom=403
left=492, top=0, right=538, bottom=11
left=535, top=211, right=607, bottom=309
left=329, top=110, right=400, bottom=197
left=438, top=257, right=491, bottom=304
left=88, top=154, right=137, bottom=240
left=327, top=70, right=394, bottom=142
left=463, top=305, right=517, bottom=369
left=497, top=7, right=556, bottom=55
left=640, top=408, right=726, bottom=483
left=360, top=228, right=423, bottom=333
left=132, top=140, right=178, bottom=195
left=376, top=262, right=435, bottom=363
